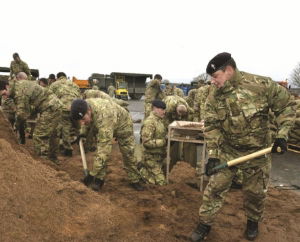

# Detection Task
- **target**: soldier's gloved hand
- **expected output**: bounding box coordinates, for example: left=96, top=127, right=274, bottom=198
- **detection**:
left=271, top=138, right=287, bottom=154
left=205, top=158, right=220, bottom=176
left=155, top=139, right=166, bottom=147
left=71, top=134, right=86, bottom=145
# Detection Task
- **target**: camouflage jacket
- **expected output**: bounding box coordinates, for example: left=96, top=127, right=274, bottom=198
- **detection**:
left=164, top=85, right=173, bottom=96
left=144, top=79, right=165, bottom=103
left=10, top=80, right=62, bottom=122
left=141, top=111, right=167, bottom=154
left=49, top=77, right=81, bottom=111
left=185, top=88, right=198, bottom=108
left=10, top=60, right=31, bottom=78
left=85, top=98, right=133, bottom=156
left=193, top=85, right=212, bottom=121
left=84, top=89, right=128, bottom=107
left=163, top=95, right=194, bottom=124
left=288, top=99, right=300, bottom=145
left=1, top=96, right=16, bottom=114
left=173, top=87, right=184, bottom=97
left=205, top=69, right=296, bottom=159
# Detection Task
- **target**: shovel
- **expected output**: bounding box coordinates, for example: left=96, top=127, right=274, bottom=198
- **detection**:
left=79, top=138, right=89, bottom=177
left=207, top=146, right=281, bottom=175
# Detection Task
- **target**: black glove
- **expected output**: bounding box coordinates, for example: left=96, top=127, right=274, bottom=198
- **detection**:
left=272, top=138, right=287, bottom=154
left=83, top=173, right=94, bottom=186
left=205, top=158, right=220, bottom=176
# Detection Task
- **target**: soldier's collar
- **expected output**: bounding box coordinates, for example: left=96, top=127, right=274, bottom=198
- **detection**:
left=217, top=69, right=242, bottom=94
left=228, top=69, right=242, bottom=85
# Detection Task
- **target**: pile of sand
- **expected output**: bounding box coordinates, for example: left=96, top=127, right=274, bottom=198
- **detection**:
left=0, top=112, right=299, bottom=241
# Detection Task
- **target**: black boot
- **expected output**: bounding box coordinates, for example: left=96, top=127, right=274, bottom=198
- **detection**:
left=49, top=155, right=60, bottom=165
left=91, top=178, right=104, bottom=191
left=63, top=149, right=73, bottom=157
left=231, top=180, right=243, bottom=189
left=245, top=219, right=258, bottom=241
left=191, top=223, right=211, bottom=242
left=130, top=181, right=145, bottom=191
left=83, top=174, right=94, bottom=186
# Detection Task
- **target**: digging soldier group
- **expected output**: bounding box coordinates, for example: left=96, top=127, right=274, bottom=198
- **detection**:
left=0, top=51, right=298, bottom=241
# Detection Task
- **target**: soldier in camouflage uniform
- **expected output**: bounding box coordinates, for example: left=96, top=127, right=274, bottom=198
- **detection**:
left=163, top=95, right=193, bottom=125
left=70, top=98, right=144, bottom=192
left=191, top=53, right=295, bottom=242
left=107, top=85, right=116, bottom=98
left=10, top=53, right=31, bottom=79
left=48, top=74, right=56, bottom=86
left=83, top=88, right=129, bottom=152
left=163, top=80, right=173, bottom=96
left=0, top=73, right=63, bottom=163
left=49, top=72, right=81, bottom=156
left=140, top=100, right=167, bottom=185
left=144, top=74, right=165, bottom=118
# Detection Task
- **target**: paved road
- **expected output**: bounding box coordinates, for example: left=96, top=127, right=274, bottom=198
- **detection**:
left=127, top=100, right=300, bottom=191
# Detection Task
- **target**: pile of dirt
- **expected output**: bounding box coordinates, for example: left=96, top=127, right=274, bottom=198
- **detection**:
left=0, top=112, right=299, bottom=242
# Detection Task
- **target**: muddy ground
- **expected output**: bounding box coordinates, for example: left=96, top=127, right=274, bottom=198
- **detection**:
left=0, top=109, right=300, bottom=242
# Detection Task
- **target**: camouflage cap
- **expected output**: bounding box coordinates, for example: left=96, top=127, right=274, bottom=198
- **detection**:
left=71, top=99, right=88, bottom=120
left=206, top=52, right=232, bottom=75
left=152, top=100, right=166, bottom=110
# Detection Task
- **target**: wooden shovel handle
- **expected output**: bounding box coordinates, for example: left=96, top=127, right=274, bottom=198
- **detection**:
left=227, top=146, right=281, bottom=167
left=79, top=138, right=89, bottom=176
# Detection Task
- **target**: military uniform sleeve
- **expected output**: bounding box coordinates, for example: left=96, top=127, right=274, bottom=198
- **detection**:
left=142, top=120, right=166, bottom=148
left=267, top=80, right=296, bottom=140
left=10, top=61, right=16, bottom=77
left=204, top=96, right=224, bottom=159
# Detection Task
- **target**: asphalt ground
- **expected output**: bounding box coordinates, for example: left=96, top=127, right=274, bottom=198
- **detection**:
left=128, top=99, right=300, bottom=192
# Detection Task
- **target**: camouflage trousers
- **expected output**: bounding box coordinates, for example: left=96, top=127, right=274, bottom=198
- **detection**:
left=84, top=125, right=97, bottom=152
left=144, top=102, right=152, bottom=119
left=199, top=155, right=271, bottom=225
left=90, top=118, right=141, bottom=183
left=58, top=111, right=74, bottom=152
left=140, top=152, right=166, bottom=185
left=33, top=108, right=61, bottom=158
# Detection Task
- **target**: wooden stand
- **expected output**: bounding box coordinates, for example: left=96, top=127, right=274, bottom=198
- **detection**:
left=166, top=121, right=207, bottom=191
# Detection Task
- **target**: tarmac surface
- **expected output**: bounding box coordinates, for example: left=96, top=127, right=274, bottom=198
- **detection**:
left=128, top=99, right=300, bottom=192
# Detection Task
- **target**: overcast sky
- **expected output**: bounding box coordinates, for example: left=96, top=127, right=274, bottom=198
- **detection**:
left=1, top=0, right=299, bottom=83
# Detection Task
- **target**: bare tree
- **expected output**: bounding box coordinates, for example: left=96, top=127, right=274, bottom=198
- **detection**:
left=290, top=62, right=300, bottom=87
left=193, top=73, right=209, bottom=82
